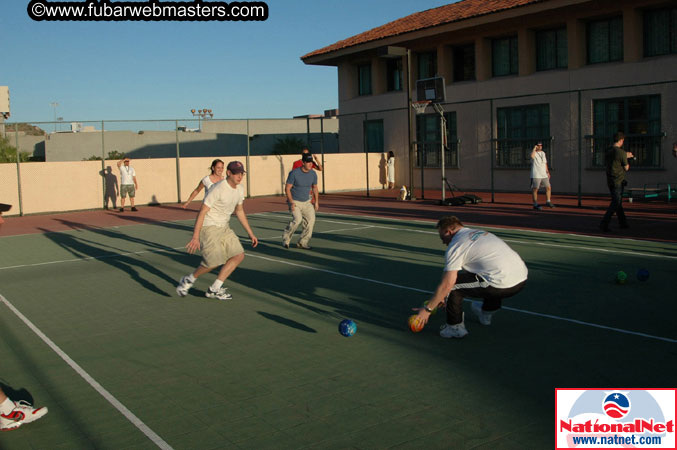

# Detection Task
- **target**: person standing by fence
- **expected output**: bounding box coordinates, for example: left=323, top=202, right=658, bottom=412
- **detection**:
left=386, top=151, right=395, bottom=189
left=600, top=132, right=633, bottom=232
left=117, top=157, right=138, bottom=212
left=530, top=142, right=554, bottom=210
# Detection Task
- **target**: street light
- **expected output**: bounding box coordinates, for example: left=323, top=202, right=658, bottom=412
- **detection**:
left=50, top=102, right=59, bottom=133
left=190, top=108, right=213, bottom=131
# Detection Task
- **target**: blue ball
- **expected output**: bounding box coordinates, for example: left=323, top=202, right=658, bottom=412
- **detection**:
left=338, top=319, right=357, bottom=337
left=637, top=268, right=650, bottom=282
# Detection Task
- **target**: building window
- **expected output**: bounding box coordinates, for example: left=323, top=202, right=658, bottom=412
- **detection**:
left=386, top=58, right=403, bottom=92
left=492, top=36, right=518, bottom=76
left=417, top=51, right=437, bottom=79
left=453, top=44, right=475, bottom=81
left=587, top=17, right=623, bottom=64
left=415, top=112, right=458, bottom=168
left=496, top=105, right=550, bottom=168
left=590, top=95, right=662, bottom=168
left=536, top=27, right=568, bottom=70
left=364, top=120, right=383, bottom=153
left=358, top=63, right=372, bottom=96
left=644, top=7, right=677, bottom=57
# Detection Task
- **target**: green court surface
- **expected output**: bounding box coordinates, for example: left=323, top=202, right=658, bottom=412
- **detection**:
left=1, top=212, right=676, bottom=449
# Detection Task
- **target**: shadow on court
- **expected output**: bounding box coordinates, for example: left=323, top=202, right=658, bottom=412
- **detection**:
left=257, top=311, right=317, bottom=333
left=39, top=227, right=175, bottom=297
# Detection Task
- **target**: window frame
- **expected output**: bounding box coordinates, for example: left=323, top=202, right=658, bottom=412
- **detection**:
left=452, top=43, right=476, bottom=82
left=535, top=27, right=568, bottom=71
left=363, top=119, right=384, bottom=153
left=492, top=35, right=519, bottom=77
left=643, top=7, right=677, bottom=57
left=358, top=63, right=372, bottom=96
left=586, top=16, right=623, bottom=64
left=386, top=58, right=403, bottom=92
left=415, top=111, right=459, bottom=169
left=495, top=104, right=551, bottom=169
left=417, top=51, right=438, bottom=80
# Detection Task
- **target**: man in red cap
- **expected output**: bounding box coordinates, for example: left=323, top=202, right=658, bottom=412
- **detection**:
left=176, top=161, right=258, bottom=300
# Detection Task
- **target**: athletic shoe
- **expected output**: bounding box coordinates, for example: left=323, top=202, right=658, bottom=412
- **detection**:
left=205, top=286, right=232, bottom=300
left=119, top=208, right=124, bottom=212
left=297, top=243, right=312, bottom=250
left=471, top=301, right=494, bottom=326
left=131, top=207, right=138, bottom=212
left=533, top=204, right=542, bottom=211
left=176, top=275, right=194, bottom=297
left=1, top=401, right=48, bottom=430
left=439, top=314, right=468, bottom=338
left=546, top=202, right=555, bottom=208
left=282, top=242, right=289, bottom=249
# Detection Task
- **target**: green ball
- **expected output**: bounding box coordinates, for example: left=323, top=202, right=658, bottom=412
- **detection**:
left=616, top=270, right=627, bottom=284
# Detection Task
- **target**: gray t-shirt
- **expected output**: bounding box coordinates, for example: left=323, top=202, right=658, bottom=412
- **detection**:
left=286, top=168, right=317, bottom=202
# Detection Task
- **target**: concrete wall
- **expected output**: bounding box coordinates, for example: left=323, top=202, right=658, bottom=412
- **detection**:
left=1, top=131, right=45, bottom=158
left=41, top=119, right=340, bottom=162
left=1, top=153, right=383, bottom=216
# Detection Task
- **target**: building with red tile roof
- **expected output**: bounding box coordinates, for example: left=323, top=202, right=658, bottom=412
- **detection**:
left=301, top=0, right=677, bottom=198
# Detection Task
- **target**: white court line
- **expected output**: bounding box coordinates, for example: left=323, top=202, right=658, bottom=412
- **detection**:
left=245, top=252, right=677, bottom=344
left=0, top=294, right=173, bottom=449
left=2, top=216, right=675, bottom=342
left=257, top=211, right=677, bottom=260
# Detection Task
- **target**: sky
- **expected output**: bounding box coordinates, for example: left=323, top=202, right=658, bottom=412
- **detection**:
left=2, top=0, right=454, bottom=124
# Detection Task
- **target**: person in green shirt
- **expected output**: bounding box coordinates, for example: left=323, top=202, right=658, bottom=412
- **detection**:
left=600, top=132, right=634, bottom=232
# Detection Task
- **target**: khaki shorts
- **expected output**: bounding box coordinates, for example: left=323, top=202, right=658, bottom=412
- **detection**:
left=120, top=184, right=136, bottom=198
left=199, top=225, right=244, bottom=268
left=531, top=178, right=550, bottom=190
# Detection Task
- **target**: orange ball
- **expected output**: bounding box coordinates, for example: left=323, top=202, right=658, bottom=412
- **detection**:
left=408, top=315, right=424, bottom=333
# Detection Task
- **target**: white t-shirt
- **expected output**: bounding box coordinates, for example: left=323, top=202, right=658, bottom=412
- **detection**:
left=201, top=175, right=222, bottom=195
left=119, top=165, right=136, bottom=185
left=202, top=180, right=245, bottom=228
left=444, top=228, right=528, bottom=289
left=531, top=151, right=548, bottom=179
left=387, top=157, right=395, bottom=182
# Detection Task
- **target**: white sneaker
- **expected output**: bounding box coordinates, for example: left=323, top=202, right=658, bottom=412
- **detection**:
left=471, top=301, right=494, bottom=326
left=0, top=400, right=48, bottom=430
left=439, top=314, right=468, bottom=338
left=205, top=286, right=232, bottom=300
left=176, top=275, right=194, bottom=297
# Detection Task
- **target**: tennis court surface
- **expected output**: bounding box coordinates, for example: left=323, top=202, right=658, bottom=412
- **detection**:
left=1, top=192, right=676, bottom=449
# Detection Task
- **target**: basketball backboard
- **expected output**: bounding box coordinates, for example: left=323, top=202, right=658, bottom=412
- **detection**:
left=416, top=77, right=445, bottom=103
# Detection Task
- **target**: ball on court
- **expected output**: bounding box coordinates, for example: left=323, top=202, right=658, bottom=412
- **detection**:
left=408, top=315, right=424, bottom=333
left=615, top=270, right=628, bottom=284
left=637, top=268, right=650, bottom=282
left=338, top=319, right=357, bottom=337
left=422, top=300, right=437, bottom=315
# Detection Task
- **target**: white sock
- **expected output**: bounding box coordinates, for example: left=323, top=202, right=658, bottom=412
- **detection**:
left=186, top=274, right=196, bottom=283
left=0, top=397, right=15, bottom=414
left=210, top=279, right=224, bottom=291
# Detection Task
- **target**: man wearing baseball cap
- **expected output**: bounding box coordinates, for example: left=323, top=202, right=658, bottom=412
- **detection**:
left=116, top=157, right=138, bottom=212
left=176, top=160, right=258, bottom=300
left=282, top=153, right=319, bottom=249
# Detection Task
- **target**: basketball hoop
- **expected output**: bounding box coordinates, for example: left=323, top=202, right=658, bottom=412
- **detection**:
left=412, top=100, right=431, bottom=115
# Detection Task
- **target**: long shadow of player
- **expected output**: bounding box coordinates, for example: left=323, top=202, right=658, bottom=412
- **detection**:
left=256, top=311, right=317, bottom=333
left=39, top=228, right=173, bottom=297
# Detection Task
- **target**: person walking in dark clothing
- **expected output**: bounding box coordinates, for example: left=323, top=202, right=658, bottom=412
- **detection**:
left=600, top=132, right=634, bottom=232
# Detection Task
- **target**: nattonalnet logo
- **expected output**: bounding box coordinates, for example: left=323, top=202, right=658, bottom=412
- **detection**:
left=556, top=389, right=676, bottom=449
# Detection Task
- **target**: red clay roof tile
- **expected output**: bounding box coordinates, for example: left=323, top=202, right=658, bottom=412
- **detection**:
left=302, top=0, right=544, bottom=60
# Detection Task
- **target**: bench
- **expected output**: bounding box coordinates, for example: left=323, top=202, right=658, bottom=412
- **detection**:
left=625, top=183, right=675, bottom=202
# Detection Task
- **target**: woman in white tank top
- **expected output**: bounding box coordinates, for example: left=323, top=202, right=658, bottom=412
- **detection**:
left=182, top=159, right=225, bottom=208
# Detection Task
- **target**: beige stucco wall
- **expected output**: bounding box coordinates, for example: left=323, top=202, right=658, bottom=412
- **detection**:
left=1, top=153, right=384, bottom=216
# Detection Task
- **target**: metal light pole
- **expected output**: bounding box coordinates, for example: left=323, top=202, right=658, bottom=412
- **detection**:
left=191, top=108, right=213, bottom=131
left=50, top=102, right=59, bottom=133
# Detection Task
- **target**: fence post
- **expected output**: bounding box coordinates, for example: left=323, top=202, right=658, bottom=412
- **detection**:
left=175, top=120, right=181, bottom=203
left=320, top=117, right=325, bottom=194
left=100, top=121, right=106, bottom=208
left=577, top=90, right=582, bottom=207
left=363, top=113, right=369, bottom=197
left=246, top=119, right=251, bottom=198
left=490, top=99, right=495, bottom=203
left=15, top=126, right=23, bottom=216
